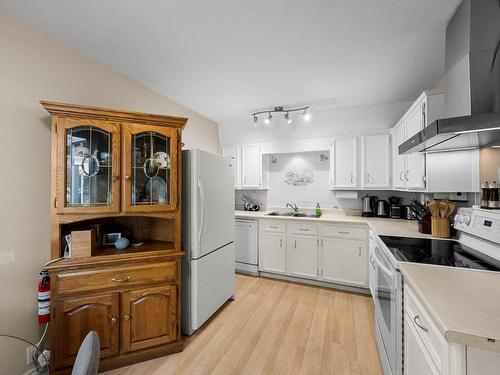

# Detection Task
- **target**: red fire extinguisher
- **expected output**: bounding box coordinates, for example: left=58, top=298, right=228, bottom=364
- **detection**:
left=38, top=271, right=51, bottom=324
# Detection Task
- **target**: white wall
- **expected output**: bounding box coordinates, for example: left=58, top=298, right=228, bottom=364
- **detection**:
left=0, top=12, right=219, bottom=375
left=219, top=100, right=414, bottom=146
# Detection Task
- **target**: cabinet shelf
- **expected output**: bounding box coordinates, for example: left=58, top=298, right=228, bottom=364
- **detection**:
left=92, top=239, right=175, bottom=257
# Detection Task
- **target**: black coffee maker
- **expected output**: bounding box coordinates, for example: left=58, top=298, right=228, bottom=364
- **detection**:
left=362, top=195, right=377, bottom=217
left=388, top=196, right=401, bottom=219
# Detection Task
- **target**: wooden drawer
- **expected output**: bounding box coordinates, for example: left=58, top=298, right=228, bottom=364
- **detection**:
left=288, top=223, right=318, bottom=236
left=57, top=262, right=177, bottom=295
left=405, top=286, right=446, bottom=372
left=322, top=224, right=367, bottom=240
left=261, top=221, right=286, bottom=233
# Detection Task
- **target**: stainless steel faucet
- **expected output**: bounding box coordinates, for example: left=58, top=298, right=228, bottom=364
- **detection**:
left=286, top=202, right=298, bottom=212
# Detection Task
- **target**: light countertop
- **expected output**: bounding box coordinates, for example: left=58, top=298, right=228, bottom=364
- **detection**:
left=235, top=209, right=435, bottom=239
left=400, top=262, right=500, bottom=352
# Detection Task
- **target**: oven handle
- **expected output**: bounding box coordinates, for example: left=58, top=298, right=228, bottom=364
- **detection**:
left=373, top=248, right=395, bottom=279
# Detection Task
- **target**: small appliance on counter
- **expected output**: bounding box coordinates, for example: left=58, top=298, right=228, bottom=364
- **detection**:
left=241, top=195, right=260, bottom=211
left=401, top=205, right=414, bottom=220
left=376, top=199, right=389, bottom=217
left=481, top=181, right=500, bottom=209
left=362, top=195, right=377, bottom=217
left=388, top=196, right=401, bottom=219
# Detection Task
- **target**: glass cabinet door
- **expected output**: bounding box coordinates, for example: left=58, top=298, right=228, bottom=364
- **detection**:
left=57, top=118, right=121, bottom=213
left=123, top=124, right=178, bottom=212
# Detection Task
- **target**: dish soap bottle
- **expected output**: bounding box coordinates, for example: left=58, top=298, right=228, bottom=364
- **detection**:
left=315, top=203, right=322, bottom=216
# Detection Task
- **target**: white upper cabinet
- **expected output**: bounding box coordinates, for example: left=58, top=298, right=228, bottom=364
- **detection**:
left=404, top=101, right=426, bottom=189
left=241, top=144, right=262, bottom=188
left=330, top=136, right=358, bottom=189
left=392, top=90, right=447, bottom=191
left=361, top=134, right=392, bottom=189
left=393, top=121, right=406, bottom=189
left=222, top=144, right=267, bottom=190
left=221, top=145, right=241, bottom=189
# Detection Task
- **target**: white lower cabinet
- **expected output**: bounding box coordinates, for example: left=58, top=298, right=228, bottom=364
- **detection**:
left=259, top=231, right=286, bottom=274
left=259, top=220, right=368, bottom=289
left=320, top=238, right=367, bottom=287
left=404, top=284, right=500, bottom=375
left=287, top=235, right=318, bottom=279
left=404, top=316, right=440, bottom=375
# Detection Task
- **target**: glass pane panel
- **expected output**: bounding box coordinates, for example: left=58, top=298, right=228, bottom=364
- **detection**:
left=66, top=126, right=112, bottom=207
left=132, top=132, right=170, bottom=206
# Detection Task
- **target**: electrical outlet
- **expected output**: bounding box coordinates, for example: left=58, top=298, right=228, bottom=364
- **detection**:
left=26, top=345, right=36, bottom=365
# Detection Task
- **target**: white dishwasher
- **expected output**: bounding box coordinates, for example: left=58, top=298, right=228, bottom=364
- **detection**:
left=235, top=219, right=259, bottom=275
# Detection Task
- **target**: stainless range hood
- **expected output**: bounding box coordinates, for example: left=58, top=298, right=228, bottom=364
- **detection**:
left=400, top=0, right=500, bottom=155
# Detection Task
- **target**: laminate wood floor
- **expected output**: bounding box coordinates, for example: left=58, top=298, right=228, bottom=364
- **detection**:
left=104, top=274, right=383, bottom=375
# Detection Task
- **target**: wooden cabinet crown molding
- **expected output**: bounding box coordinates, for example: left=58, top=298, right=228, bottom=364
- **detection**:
left=40, top=100, right=188, bottom=128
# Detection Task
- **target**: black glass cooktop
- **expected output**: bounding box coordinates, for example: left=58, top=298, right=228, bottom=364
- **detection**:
left=379, top=236, right=500, bottom=271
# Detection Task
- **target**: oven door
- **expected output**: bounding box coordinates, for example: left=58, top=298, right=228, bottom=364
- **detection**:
left=373, top=244, right=402, bottom=375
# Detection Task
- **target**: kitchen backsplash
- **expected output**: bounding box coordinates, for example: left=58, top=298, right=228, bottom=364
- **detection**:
left=235, top=151, right=422, bottom=210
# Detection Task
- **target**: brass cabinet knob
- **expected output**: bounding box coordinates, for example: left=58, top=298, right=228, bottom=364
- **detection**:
left=112, top=175, right=120, bottom=181
left=124, top=175, right=131, bottom=182
left=124, top=315, right=130, bottom=320
left=111, top=317, right=117, bottom=323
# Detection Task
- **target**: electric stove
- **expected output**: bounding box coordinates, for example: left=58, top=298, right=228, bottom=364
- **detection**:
left=379, top=235, right=500, bottom=271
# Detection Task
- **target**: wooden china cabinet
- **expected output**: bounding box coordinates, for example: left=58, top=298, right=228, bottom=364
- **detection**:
left=41, top=101, right=187, bottom=374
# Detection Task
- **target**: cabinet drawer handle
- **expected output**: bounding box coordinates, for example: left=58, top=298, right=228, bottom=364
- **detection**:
left=404, top=170, right=410, bottom=181
left=269, top=225, right=279, bottom=229
left=399, top=171, right=404, bottom=182
left=294, top=240, right=297, bottom=249
left=298, top=228, right=309, bottom=231
left=112, top=276, right=131, bottom=282
left=112, top=175, right=120, bottom=181
left=413, top=315, right=429, bottom=332
left=124, top=314, right=130, bottom=320
left=280, top=238, right=283, bottom=248
left=111, top=317, right=117, bottom=323
left=358, top=246, right=362, bottom=256
left=338, top=231, right=350, bottom=234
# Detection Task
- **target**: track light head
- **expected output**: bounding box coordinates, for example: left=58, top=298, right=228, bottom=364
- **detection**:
left=303, top=108, right=311, bottom=121
left=264, top=112, right=272, bottom=124
left=284, top=112, right=292, bottom=124
left=253, top=115, right=258, bottom=123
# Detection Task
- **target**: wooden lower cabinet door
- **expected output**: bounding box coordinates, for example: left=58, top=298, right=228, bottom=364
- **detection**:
left=121, top=285, right=178, bottom=353
left=54, top=293, right=120, bottom=369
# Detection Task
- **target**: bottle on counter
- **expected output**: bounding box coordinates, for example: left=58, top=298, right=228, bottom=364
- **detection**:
left=315, top=203, right=322, bottom=216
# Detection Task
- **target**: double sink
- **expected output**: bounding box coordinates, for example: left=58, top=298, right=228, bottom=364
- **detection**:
left=267, top=211, right=321, bottom=218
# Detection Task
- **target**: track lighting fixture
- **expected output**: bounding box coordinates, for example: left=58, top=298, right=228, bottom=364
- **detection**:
left=251, top=106, right=309, bottom=126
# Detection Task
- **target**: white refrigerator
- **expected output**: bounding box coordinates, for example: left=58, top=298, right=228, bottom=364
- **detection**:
left=181, top=149, right=235, bottom=335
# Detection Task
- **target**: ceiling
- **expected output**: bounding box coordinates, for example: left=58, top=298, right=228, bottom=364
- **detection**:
left=0, top=0, right=461, bottom=123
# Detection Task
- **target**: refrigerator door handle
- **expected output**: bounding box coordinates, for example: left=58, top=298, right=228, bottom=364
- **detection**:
left=198, top=177, right=206, bottom=244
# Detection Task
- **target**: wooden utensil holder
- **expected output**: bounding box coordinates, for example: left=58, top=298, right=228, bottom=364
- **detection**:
left=431, top=217, right=450, bottom=238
